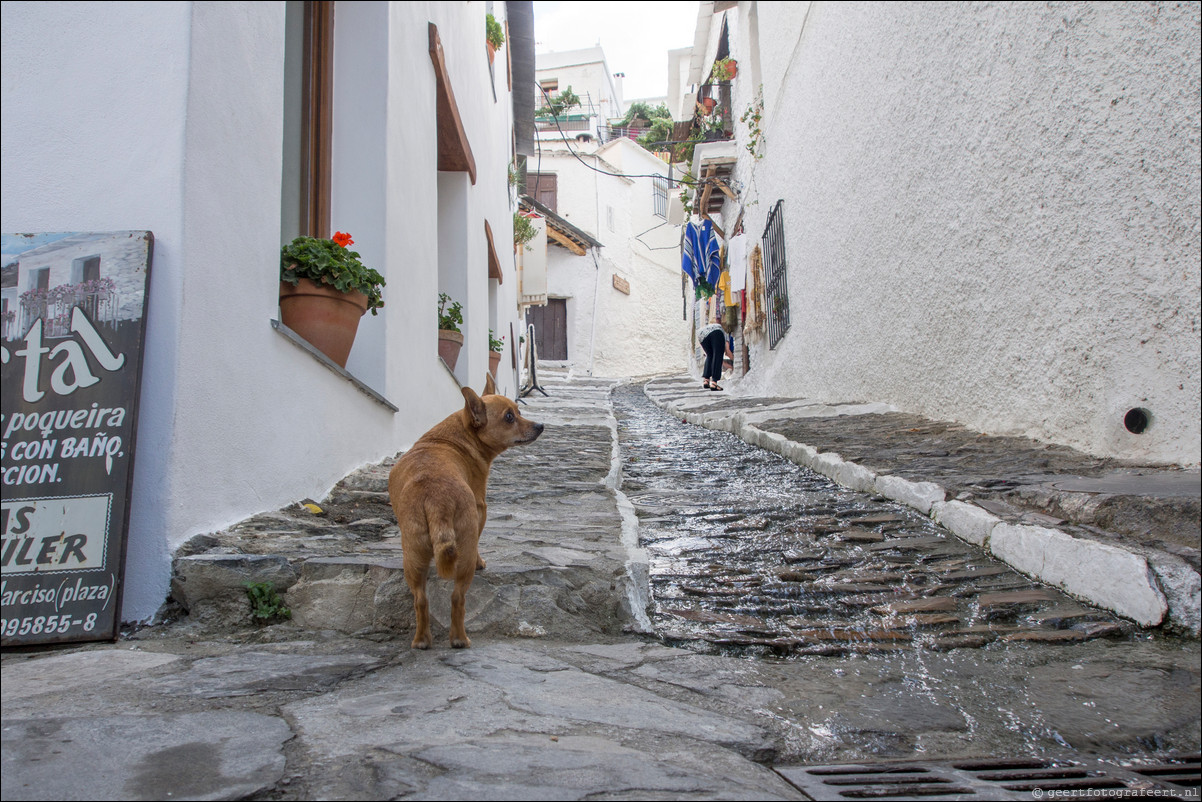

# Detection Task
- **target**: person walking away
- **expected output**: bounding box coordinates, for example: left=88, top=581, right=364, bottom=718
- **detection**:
left=699, top=322, right=732, bottom=390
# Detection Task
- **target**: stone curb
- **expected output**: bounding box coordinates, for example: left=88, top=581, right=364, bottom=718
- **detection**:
left=645, top=381, right=1199, bottom=635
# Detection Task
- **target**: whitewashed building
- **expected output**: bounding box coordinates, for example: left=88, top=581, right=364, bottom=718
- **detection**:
left=526, top=48, right=691, bottom=378
left=689, top=1, right=1201, bottom=466
left=1, top=0, right=534, bottom=622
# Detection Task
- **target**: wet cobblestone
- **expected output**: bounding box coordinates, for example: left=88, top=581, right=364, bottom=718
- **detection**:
left=614, top=383, right=1130, bottom=656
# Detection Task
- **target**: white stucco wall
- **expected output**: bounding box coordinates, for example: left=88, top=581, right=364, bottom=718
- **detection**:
left=2, top=0, right=522, bottom=621
left=726, top=1, right=1201, bottom=465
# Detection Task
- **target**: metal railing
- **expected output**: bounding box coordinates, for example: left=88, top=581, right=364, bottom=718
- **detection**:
left=762, top=200, right=790, bottom=349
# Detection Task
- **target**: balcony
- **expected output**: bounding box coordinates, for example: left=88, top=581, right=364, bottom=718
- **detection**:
left=695, top=81, right=734, bottom=141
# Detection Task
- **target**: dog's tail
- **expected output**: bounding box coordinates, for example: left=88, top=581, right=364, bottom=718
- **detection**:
left=426, top=497, right=459, bottom=580
left=433, top=535, right=458, bottom=579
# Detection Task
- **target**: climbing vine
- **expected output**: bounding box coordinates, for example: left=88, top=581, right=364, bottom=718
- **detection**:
left=740, top=86, right=765, bottom=160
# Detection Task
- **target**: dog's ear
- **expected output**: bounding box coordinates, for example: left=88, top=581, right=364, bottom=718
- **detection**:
left=482, top=373, right=497, bottom=397
left=462, top=387, right=488, bottom=428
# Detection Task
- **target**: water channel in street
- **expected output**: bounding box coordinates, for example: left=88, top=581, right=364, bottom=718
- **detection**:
left=611, top=381, right=1201, bottom=764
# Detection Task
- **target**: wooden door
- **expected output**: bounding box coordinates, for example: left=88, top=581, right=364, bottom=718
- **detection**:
left=526, top=298, right=567, bottom=360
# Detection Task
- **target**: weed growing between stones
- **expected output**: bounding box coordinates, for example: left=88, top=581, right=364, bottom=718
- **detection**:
left=245, top=582, right=291, bottom=623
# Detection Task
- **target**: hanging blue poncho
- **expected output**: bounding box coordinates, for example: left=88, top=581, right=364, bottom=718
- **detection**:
left=681, top=219, right=720, bottom=296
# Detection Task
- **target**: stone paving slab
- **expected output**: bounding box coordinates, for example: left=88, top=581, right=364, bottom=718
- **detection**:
left=644, top=376, right=1200, bottom=636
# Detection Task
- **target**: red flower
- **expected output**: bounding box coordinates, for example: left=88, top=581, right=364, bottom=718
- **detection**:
left=333, top=231, right=354, bottom=247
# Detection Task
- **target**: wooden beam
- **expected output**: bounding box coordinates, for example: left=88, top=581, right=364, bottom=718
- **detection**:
left=713, top=177, right=739, bottom=203
left=546, top=225, right=587, bottom=256
left=484, top=220, right=503, bottom=283
left=429, top=23, right=477, bottom=184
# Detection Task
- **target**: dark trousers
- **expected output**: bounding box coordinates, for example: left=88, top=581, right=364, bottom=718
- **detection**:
left=701, top=330, right=727, bottom=381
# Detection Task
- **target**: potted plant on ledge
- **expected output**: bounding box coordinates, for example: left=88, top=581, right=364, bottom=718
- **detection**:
left=438, top=292, right=465, bottom=370
left=488, top=329, right=505, bottom=378
left=486, top=12, right=505, bottom=64
left=280, top=231, right=385, bottom=368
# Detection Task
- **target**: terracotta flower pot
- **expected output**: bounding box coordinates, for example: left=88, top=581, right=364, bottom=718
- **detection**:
left=279, top=277, right=368, bottom=368
left=488, top=350, right=502, bottom=378
left=439, top=329, right=464, bottom=370
left=702, top=97, right=717, bottom=113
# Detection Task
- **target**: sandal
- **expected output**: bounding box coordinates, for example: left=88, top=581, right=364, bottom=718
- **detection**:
left=709, top=383, right=723, bottom=391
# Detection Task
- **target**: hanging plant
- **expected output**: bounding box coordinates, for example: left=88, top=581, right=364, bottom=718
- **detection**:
left=514, top=211, right=538, bottom=251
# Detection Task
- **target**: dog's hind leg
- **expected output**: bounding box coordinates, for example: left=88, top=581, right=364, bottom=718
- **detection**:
left=405, top=558, right=433, bottom=649
left=449, top=555, right=477, bottom=649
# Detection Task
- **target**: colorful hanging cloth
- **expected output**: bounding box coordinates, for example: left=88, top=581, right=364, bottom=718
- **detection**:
left=681, top=219, right=721, bottom=295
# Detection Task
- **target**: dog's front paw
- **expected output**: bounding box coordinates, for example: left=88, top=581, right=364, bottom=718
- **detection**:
left=411, top=634, right=432, bottom=650
left=476, top=556, right=487, bottom=571
left=450, top=635, right=472, bottom=649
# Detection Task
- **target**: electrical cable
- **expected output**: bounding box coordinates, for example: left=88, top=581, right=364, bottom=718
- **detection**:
left=535, top=85, right=707, bottom=191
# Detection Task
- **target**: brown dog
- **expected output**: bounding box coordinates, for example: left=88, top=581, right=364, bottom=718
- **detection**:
left=388, top=374, right=544, bottom=649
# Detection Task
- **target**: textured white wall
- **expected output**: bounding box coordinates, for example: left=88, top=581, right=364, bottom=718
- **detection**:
left=732, top=1, right=1200, bottom=464
left=2, top=1, right=521, bottom=621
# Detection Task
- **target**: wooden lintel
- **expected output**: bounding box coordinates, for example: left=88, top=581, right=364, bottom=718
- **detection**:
left=429, top=23, right=477, bottom=184
left=546, top=225, right=587, bottom=256
left=484, top=220, right=503, bottom=283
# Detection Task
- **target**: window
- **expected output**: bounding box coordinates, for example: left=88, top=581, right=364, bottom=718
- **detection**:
left=528, top=172, right=557, bottom=211
left=72, top=256, right=100, bottom=284
left=281, top=0, right=333, bottom=241
left=653, top=175, right=670, bottom=219
left=762, top=200, right=790, bottom=349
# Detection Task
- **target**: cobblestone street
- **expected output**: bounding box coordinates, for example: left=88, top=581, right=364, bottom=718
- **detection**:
left=615, top=383, right=1130, bottom=655
left=2, top=370, right=1199, bottom=800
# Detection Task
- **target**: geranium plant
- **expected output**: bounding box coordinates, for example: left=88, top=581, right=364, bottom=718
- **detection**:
left=281, top=231, right=385, bottom=314
left=438, top=293, right=464, bottom=333
left=489, top=329, right=505, bottom=352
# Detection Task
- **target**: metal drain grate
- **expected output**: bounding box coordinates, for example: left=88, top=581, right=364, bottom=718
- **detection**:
left=774, top=755, right=1201, bottom=800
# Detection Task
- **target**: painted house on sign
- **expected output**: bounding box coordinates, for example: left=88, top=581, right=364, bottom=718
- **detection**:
left=5, top=233, right=145, bottom=339
left=2, top=0, right=536, bottom=629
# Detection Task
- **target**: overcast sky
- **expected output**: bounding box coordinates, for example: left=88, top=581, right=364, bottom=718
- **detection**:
left=532, top=1, right=699, bottom=101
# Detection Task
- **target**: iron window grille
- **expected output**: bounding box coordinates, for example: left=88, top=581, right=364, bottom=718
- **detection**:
left=762, top=200, right=790, bottom=349
left=653, top=175, right=670, bottom=219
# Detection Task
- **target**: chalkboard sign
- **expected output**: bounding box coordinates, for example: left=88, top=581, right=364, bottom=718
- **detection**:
left=1, top=231, right=153, bottom=646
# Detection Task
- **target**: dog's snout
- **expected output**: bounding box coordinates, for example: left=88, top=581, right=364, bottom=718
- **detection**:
left=534, top=422, right=545, bottom=434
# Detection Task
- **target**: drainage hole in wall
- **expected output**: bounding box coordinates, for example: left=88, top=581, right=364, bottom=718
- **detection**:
left=1124, top=408, right=1151, bottom=435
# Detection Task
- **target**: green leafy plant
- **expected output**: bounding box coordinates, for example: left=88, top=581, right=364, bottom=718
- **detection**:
left=489, top=329, right=504, bottom=352
left=711, top=57, right=737, bottom=82
left=621, top=101, right=671, bottom=128
left=740, top=86, right=765, bottom=159
left=245, top=582, right=291, bottom=623
left=281, top=232, right=386, bottom=315
left=513, top=211, right=538, bottom=251
left=486, top=13, right=505, bottom=49
left=438, top=293, right=464, bottom=333
left=537, top=86, right=580, bottom=119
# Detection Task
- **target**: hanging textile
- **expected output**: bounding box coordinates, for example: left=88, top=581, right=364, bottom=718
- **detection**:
left=727, top=233, right=748, bottom=293
left=743, top=244, right=767, bottom=338
left=681, top=219, right=720, bottom=297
